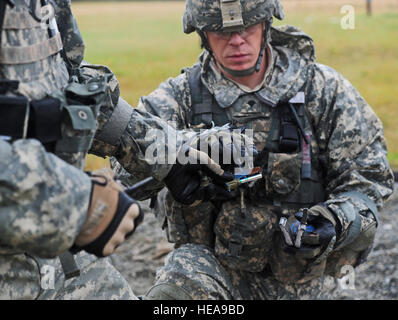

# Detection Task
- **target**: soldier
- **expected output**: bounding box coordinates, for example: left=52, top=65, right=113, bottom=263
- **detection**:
left=133, top=0, right=395, bottom=299
left=0, top=0, right=231, bottom=299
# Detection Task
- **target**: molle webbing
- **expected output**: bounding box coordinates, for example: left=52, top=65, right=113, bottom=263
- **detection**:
left=0, top=32, right=63, bottom=64
left=2, top=10, right=40, bottom=29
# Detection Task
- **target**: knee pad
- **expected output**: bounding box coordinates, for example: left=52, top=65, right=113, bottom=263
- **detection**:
left=145, top=283, right=193, bottom=300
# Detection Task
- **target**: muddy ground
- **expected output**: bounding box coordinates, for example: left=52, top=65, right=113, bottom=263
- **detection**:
left=111, top=182, right=398, bottom=300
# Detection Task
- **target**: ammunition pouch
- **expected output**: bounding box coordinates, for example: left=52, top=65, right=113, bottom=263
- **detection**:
left=214, top=199, right=278, bottom=272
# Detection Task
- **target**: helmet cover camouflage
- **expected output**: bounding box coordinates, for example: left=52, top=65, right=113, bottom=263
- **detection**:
left=183, top=0, right=285, bottom=34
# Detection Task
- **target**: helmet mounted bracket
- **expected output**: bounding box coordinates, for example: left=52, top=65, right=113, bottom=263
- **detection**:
left=220, top=0, right=244, bottom=32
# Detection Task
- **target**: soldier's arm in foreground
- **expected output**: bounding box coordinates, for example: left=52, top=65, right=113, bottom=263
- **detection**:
left=89, top=73, right=193, bottom=197
left=307, top=64, right=394, bottom=247
left=0, top=138, right=141, bottom=259
left=0, top=139, right=91, bottom=257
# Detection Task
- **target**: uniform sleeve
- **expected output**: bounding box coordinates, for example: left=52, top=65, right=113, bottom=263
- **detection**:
left=90, top=72, right=193, bottom=190
left=0, top=139, right=91, bottom=258
left=54, top=0, right=85, bottom=67
left=306, top=64, right=394, bottom=245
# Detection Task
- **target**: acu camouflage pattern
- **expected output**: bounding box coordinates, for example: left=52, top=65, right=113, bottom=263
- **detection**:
left=1, top=0, right=215, bottom=299
left=183, top=0, right=285, bottom=34
left=147, top=243, right=340, bottom=300
left=0, top=0, right=70, bottom=100
left=0, top=138, right=94, bottom=299
left=214, top=200, right=279, bottom=273
left=0, top=0, right=138, bottom=300
left=1, top=0, right=191, bottom=300
left=138, top=24, right=394, bottom=299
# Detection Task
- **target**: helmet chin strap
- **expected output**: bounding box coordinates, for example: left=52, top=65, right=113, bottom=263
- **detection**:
left=219, top=42, right=266, bottom=78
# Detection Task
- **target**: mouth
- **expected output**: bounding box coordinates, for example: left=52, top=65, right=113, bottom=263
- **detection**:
left=227, top=53, right=249, bottom=58
left=225, top=53, right=250, bottom=63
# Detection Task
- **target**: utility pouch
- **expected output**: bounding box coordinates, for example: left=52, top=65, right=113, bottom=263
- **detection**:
left=155, top=188, right=216, bottom=247
left=269, top=230, right=327, bottom=284
left=30, top=98, right=63, bottom=145
left=214, top=200, right=278, bottom=272
left=0, top=95, right=63, bottom=150
left=0, top=95, right=29, bottom=138
left=266, top=152, right=302, bottom=196
left=53, top=64, right=110, bottom=161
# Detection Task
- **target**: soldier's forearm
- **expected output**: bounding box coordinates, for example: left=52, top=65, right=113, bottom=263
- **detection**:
left=0, top=139, right=91, bottom=257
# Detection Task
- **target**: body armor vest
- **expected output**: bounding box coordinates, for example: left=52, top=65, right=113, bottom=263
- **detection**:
left=188, top=64, right=326, bottom=208
left=0, top=0, right=105, bottom=169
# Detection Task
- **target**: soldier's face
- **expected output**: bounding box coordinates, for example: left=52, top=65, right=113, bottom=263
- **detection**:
left=206, top=23, right=264, bottom=72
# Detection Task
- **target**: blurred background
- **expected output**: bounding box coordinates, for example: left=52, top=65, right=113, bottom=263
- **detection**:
left=74, top=0, right=398, bottom=171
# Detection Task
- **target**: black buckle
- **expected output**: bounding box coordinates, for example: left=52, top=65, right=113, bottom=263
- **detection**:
left=279, top=120, right=299, bottom=152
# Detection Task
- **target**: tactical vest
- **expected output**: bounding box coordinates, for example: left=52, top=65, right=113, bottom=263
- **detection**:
left=0, top=0, right=106, bottom=170
left=0, top=0, right=111, bottom=280
left=188, top=64, right=326, bottom=208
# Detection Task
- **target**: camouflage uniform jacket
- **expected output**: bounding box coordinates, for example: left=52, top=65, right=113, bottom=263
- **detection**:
left=0, top=0, right=183, bottom=299
left=136, top=25, right=394, bottom=277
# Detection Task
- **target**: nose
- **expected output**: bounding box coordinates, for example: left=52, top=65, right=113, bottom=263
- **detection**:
left=228, top=32, right=245, bottom=46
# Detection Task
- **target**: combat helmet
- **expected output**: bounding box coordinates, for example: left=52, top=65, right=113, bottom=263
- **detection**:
left=182, top=0, right=285, bottom=77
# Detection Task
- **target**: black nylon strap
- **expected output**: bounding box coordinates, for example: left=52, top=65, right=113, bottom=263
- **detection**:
left=95, top=97, right=133, bottom=147
left=189, top=64, right=213, bottom=127
left=188, top=64, right=224, bottom=127
left=59, top=251, right=80, bottom=280
left=279, top=103, right=300, bottom=153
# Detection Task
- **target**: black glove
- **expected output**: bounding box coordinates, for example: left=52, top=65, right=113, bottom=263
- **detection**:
left=164, top=147, right=235, bottom=205
left=195, top=126, right=258, bottom=174
left=279, top=204, right=337, bottom=262
left=71, top=168, right=144, bottom=257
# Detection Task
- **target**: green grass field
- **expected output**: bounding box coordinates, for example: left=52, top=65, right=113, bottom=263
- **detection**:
left=72, top=1, right=398, bottom=170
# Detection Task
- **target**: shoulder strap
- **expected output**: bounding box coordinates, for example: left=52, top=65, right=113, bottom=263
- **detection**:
left=187, top=64, right=217, bottom=128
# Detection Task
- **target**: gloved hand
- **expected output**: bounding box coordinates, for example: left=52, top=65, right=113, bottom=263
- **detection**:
left=279, top=204, right=338, bottom=263
left=190, top=125, right=257, bottom=174
left=72, top=168, right=143, bottom=257
left=164, top=147, right=235, bottom=206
